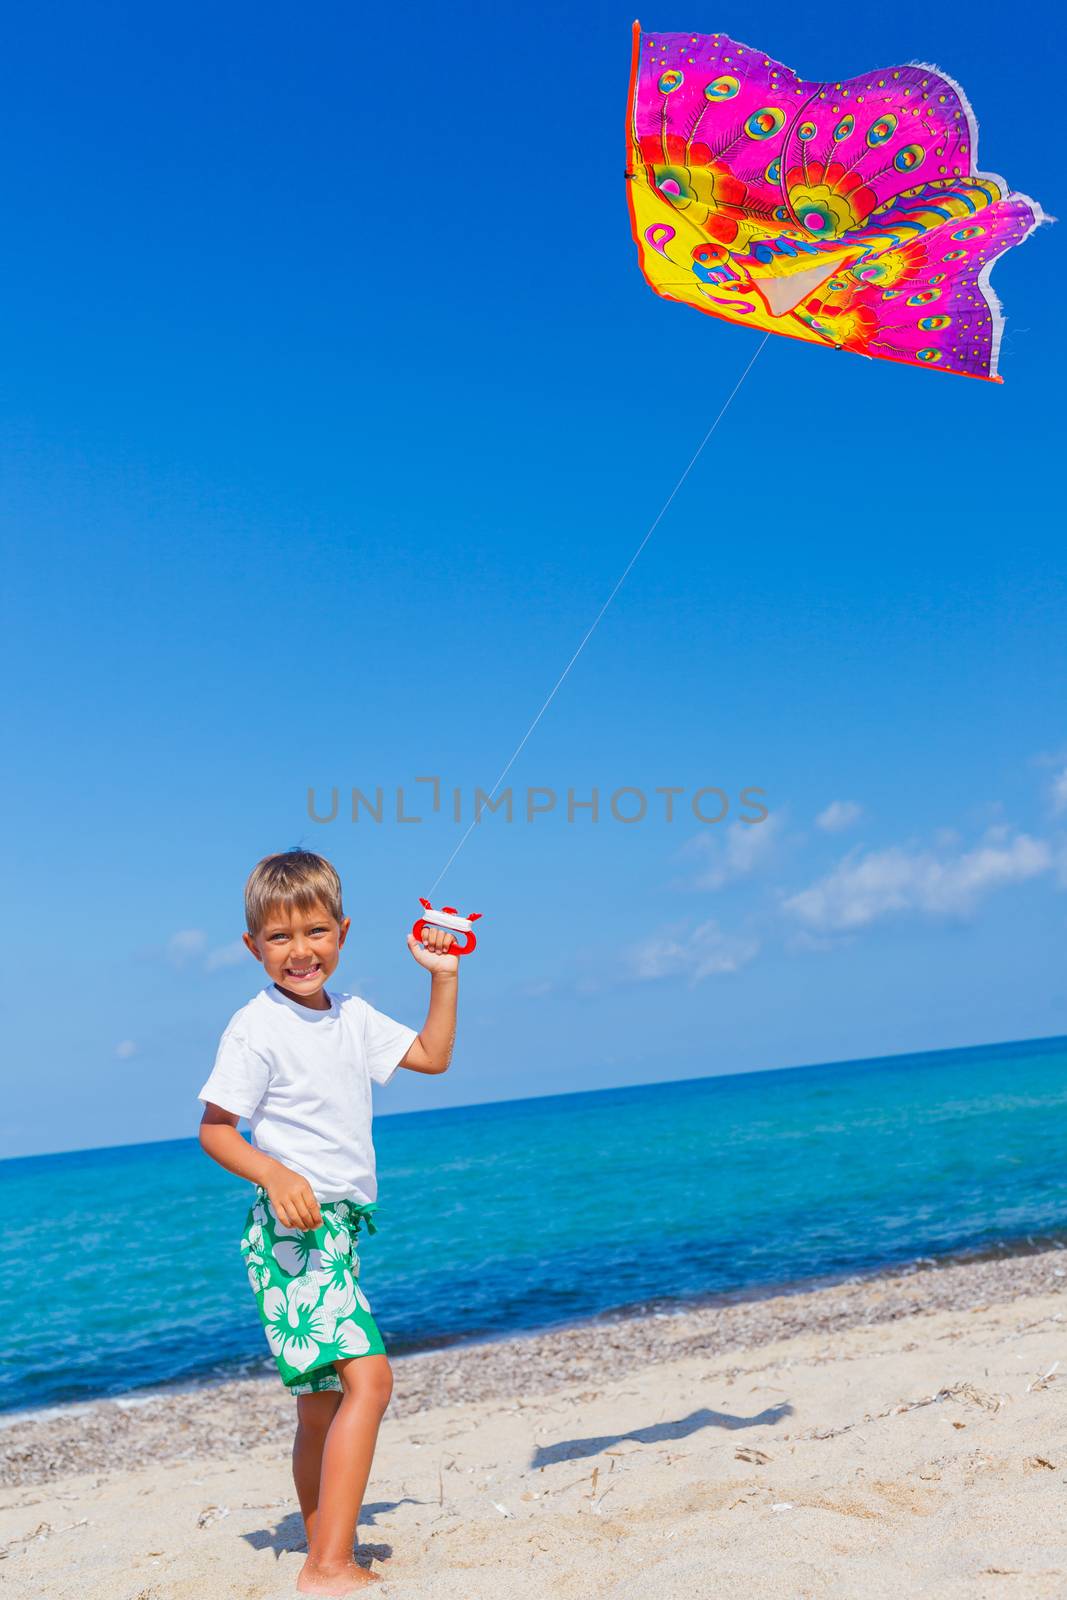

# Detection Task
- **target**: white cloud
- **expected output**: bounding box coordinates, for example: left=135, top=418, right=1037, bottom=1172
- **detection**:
left=782, top=828, right=1051, bottom=932
left=115, top=1040, right=137, bottom=1059
left=519, top=978, right=554, bottom=998
left=816, top=800, right=862, bottom=833
left=683, top=812, right=784, bottom=890
left=168, top=929, right=208, bottom=967
left=205, top=940, right=248, bottom=972
left=628, top=918, right=760, bottom=983
left=785, top=928, right=841, bottom=954
left=165, top=930, right=250, bottom=973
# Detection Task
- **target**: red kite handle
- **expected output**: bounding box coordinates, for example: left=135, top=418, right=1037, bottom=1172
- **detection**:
left=411, top=918, right=478, bottom=956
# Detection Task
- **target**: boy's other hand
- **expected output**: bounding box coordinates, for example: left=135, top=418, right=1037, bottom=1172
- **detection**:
left=407, top=928, right=459, bottom=975
left=266, top=1167, right=323, bottom=1230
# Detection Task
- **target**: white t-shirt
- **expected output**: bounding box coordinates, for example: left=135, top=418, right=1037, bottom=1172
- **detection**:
left=197, top=984, right=418, bottom=1204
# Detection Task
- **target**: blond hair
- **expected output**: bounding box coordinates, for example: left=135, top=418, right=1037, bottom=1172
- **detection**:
left=244, top=849, right=344, bottom=937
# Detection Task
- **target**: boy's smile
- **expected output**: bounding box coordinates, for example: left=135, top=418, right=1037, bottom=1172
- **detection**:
left=243, top=900, right=351, bottom=1010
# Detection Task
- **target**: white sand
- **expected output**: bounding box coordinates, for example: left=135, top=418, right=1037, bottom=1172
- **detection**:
left=3, top=1268, right=1066, bottom=1599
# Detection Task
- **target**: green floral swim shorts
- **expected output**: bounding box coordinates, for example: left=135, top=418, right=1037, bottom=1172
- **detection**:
left=239, top=1183, right=386, bottom=1395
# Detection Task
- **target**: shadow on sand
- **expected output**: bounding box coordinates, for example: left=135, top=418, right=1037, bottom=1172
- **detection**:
left=243, top=1498, right=425, bottom=1558
left=530, top=1401, right=793, bottom=1468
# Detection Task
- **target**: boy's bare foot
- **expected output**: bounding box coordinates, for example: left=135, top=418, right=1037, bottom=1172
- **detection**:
left=296, top=1557, right=381, bottom=1595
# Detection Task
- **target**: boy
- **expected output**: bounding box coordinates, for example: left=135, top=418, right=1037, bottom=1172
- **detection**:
left=197, top=848, right=459, bottom=1596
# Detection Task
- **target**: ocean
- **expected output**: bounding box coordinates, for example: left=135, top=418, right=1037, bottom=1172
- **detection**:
left=3, top=1034, right=1065, bottom=1417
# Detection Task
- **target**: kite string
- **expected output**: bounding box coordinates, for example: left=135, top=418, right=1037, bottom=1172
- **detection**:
left=427, top=332, right=770, bottom=896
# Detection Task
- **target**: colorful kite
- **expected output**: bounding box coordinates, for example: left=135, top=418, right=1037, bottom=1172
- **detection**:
left=626, top=24, right=1048, bottom=380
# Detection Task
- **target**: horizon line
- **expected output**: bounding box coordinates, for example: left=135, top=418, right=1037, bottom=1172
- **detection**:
left=3, top=1027, right=1064, bottom=1168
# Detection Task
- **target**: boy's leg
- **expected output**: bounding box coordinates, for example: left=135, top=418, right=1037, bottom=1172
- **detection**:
left=293, top=1391, right=343, bottom=1547
left=297, top=1354, right=393, bottom=1594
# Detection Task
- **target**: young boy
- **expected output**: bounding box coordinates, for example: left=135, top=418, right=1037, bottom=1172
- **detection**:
left=197, top=848, right=459, bottom=1596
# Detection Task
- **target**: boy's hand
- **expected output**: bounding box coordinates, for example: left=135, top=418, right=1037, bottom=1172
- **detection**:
left=265, top=1166, right=323, bottom=1230
left=407, top=928, right=459, bottom=975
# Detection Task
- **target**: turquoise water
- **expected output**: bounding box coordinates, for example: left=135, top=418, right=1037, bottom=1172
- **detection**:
left=3, top=1034, right=1066, bottom=1416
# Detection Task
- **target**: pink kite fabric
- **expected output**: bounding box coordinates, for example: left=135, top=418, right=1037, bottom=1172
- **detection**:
left=626, top=24, right=1049, bottom=380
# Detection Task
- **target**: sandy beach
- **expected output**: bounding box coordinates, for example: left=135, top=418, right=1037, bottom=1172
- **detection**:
left=2, top=1246, right=1065, bottom=1599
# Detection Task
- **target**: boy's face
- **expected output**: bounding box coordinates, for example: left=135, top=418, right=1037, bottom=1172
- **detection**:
left=243, top=899, right=350, bottom=1006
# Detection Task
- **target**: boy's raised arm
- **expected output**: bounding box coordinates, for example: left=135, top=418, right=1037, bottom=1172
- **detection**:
left=399, top=933, right=460, bottom=1075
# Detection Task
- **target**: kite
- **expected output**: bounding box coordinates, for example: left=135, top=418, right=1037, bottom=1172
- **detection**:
left=414, top=29, right=1048, bottom=937
left=626, top=23, right=1048, bottom=380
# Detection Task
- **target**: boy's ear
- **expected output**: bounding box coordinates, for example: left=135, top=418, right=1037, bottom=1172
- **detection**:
left=337, top=916, right=351, bottom=948
left=242, top=931, right=263, bottom=962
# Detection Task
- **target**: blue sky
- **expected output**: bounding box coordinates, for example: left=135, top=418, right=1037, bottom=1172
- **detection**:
left=3, top=0, right=1064, bottom=1159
